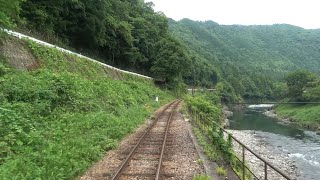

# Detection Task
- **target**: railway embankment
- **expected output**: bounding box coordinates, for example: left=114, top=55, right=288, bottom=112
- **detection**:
left=0, top=34, right=174, bottom=179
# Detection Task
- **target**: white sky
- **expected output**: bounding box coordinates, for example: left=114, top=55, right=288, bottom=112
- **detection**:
left=147, top=0, right=320, bottom=29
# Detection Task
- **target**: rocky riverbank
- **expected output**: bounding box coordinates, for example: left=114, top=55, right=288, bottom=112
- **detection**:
left=223, top=106, right=233, bottom=128
left=263, top=110, right=292, bottom=125
left=227, top=130, right=298, bottom=180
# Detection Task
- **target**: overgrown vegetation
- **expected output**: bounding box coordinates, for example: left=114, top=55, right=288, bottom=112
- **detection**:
left=186, top=93, right=251, bottom=179
left=193, top=174, right=211, bottom=180
left=216, top=166, right=227, bottom=177
left=0, top=0, right=24, bottom=27
left=274, top=70, right=320, bottom=129
left=0, top=38, right=173, bottom=179
left=0, top=0, right=220, bottom=90
left=4, top=0, right=320, bottom=103
left=275, top=104, right=320, bottom=130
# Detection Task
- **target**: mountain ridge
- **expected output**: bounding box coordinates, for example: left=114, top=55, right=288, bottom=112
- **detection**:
left=169, top=18, right=320, bottom=78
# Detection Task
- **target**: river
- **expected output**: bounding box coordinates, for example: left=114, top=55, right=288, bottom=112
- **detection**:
left=229, top=107, right=320, bottom=180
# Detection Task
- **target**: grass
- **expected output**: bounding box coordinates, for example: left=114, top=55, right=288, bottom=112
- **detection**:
left=193, top=174, right=211, bottom=180
left=187, top=94, right=252, bottom=180
left=275, top=104, right=320, bottom=129
left=0, top=37, right=174, bottom=179
left=196, top=158, right=204, bottom=165
left=193, top=127, right=220, bottom=161
left=216, top=166, right=227, bottom=176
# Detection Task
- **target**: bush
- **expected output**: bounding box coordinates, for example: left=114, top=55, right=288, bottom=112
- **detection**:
left=185, top=94, right=222, bottom=123
left=0, top=40, right=174, bottom=179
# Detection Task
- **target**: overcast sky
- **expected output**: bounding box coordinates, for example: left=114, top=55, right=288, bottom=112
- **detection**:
left=146, top=0, right=320, bottom=29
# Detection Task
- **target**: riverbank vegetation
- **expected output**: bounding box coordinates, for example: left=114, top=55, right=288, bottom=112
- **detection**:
left=185, top=93, right=250, bottom=179
left=274, top=70, right=320, bottom=129
left=276, top=104, right=320, bottom=130
left=0, top=36, right=173, bottom=179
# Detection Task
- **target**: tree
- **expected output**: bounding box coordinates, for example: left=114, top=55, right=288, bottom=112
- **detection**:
left=286, top=70, right=316, bottom=100
left=151, top=36, right=191, bottom=85
left=0, top=0, right=24, bottom=27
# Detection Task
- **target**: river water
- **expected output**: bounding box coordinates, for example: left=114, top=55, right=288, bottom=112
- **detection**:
left=229, top=107, right=320, bottom=180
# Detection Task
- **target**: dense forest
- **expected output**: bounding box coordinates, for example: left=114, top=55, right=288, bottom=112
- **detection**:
left=169, top=19, right=320, bottom=101
left=0, top=0, right=219, bottom=92
left=1, top=0, right=320, bottom=102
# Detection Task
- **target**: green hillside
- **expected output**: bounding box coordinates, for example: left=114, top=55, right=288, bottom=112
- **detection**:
left=0, top=35, right=173, bottom=179
left=170, top=19, right=320, bottom=77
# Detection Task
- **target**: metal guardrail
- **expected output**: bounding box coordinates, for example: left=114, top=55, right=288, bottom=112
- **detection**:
left=232, top=102, right=320, bottom=104
left=0, top=28, right=153, bottom=80
left=190, top=107, right=292, bottom=180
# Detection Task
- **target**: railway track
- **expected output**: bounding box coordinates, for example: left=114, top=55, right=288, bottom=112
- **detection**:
left=111, top=100, right=181, bottom=180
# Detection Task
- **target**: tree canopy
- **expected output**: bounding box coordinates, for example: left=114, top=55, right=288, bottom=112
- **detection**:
left=12, top=0, right=217, bottom=89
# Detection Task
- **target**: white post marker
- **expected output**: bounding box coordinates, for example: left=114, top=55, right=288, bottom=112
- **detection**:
left=155, top=96, right=159, bottom=102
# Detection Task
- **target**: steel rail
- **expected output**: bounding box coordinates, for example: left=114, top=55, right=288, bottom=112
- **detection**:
left=155, top=100, right=181, bottom=180
left=111, top=100, right=179, bottom=180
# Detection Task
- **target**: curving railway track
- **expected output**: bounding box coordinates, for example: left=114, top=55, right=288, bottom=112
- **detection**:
left=111, top=100, right=181, bottom=180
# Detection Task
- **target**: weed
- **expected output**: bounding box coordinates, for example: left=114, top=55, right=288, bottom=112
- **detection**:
left=196, top=158, right=204, bottom=164
left=216, top=166, right=227, bottom=176
left=0, top=37, right=174, bottom=179
left=193, top=174, right=211, bottom=180
left=276, top=104, right=320, bottom=129
left=187, top=94, right=251, bottom=180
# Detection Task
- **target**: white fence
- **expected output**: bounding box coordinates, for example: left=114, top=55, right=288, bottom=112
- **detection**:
left=1, top=28, right=153, bottom=79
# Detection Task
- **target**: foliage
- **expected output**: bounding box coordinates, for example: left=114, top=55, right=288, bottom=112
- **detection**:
left=193, top=174, right=211, bottom=180
left=274, top=70, right=320, bottom=128
left=151, top=36, right=191, bottom=82
left=216, top=166, right=227, bottom=176
left=193, top=127, right=219, bottom=161
left=285, top=70, right=316, bottom=101
left=275, top=104, right=320, bottom=130
left=0, top=0, right=24, bottom=27
left=215, top=82, right=239, bottom=103
left=169, top=19, right=320, bottom=100
left=303, top=85, right=320, bottom=101
left=15, top=0, right=199, bottom=88
left=187, top=94, right=251, bottom=179
left=0, top=40, right=173, bottom=179
left=273, top=83, right=288, bottom=100
left=195, top=158, right=204, bottom=164
left=185, top=94, right=222, bottom=123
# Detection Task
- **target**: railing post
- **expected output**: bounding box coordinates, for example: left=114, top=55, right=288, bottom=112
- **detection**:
left=242, top=146, right=245, bottom=180
left=265, top=162, right=267, bottom=180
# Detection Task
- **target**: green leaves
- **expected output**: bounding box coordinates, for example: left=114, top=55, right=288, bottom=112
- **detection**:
left=151, top=36, right=191, bottom=81
left=0, top=40, right=174, bottom=178
left=286, top=70, right=317, bottom=100
left=0, top=0, right=24, bottom=27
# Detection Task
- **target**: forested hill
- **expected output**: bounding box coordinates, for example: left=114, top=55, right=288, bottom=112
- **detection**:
left=169, top=19, right=320, bottom=78
left=3, top=1, right=320, bottom=101
left=1, top=0, right=207, bottom=90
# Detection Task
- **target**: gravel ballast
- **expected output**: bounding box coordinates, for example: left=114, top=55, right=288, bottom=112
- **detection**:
left=80, top=103, right=205, bottom=179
